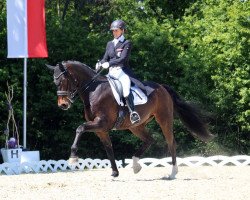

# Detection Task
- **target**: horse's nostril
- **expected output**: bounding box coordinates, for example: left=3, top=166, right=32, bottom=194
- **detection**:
left=60, top=103, right=68, bottom=110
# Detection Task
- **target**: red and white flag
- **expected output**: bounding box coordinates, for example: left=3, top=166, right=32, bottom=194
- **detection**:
left=7, top=0, right=48, bottom=58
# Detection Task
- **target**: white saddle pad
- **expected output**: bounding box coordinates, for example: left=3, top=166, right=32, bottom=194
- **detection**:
left=107, top=77, right=148, bottom=106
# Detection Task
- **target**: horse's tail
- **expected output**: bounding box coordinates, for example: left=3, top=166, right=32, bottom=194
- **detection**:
left=162, top=84, right=214, bottom=142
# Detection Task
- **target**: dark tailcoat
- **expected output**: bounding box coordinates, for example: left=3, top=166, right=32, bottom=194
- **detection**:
left=101, top=39, right=147, bottom=93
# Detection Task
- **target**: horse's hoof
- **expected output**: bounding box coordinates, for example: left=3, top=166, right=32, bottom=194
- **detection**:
left=132, top=156, right=142, bottom=174
left=111, top=171, right=119, bottom=177
left=162, top=175, right=175, bottom=180
left=133, top=163, right=142, bottom=174
left=68, top=157, right=79, bottom=165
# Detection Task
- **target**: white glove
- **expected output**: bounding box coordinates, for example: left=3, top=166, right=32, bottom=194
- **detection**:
left=102, top=62, right=110, bottom=69
left=95, top=62, right=101, bottom=70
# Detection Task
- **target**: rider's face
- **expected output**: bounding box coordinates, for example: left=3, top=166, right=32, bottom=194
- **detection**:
left=112, top=29, right=124, bottom=39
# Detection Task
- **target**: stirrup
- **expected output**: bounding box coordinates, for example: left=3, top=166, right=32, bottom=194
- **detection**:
left=130, top=111, right=140, bottom=124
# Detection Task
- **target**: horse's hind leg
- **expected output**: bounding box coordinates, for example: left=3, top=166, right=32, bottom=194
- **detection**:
left=129, top=125, right=155, bottom=174
left=155, top=110, right=178, bottom=179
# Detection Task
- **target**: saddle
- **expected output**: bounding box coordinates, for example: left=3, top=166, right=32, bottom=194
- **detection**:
left=106, top=75, right=148, bottom=106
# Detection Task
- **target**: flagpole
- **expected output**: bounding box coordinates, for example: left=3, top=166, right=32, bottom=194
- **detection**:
left=7, top=0, right=47, bottom=157
left=23, top=57, right=27, bottom=149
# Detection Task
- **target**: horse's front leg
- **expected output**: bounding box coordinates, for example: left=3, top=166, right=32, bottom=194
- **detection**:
left=68, top=123, right=85, bottom=163
left=68, top=117, right=119, bottom=177
left=69, top=117, right=103, bottom=161
left=96, top=132, right=119, bottom=177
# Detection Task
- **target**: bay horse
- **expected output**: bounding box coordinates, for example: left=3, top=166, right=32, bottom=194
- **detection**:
left=46, top=61, right=213, bottom=179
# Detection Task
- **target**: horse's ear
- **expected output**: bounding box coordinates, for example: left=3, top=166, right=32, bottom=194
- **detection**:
left=45, top=64, right=55, bottom=70
left=59, top=62, right=64, bottom=71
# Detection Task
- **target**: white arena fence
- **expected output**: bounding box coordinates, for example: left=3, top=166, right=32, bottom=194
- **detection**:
left=0, top=155, right=249, bottom=175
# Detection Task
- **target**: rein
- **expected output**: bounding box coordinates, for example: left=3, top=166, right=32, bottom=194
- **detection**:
left=56, top=62, right=104, bottom=103
left=79, top=68, right=105, bottom=94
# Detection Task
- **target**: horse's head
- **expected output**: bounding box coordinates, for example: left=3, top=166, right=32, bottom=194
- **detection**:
left=46, top=62, right=79, bottom=110
left=47, top=61, right=97, bottom=110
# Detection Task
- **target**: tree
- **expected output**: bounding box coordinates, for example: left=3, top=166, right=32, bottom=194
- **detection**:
left=172, top=0, right=250, bottom=153
left=0, top=0, right=249, bottom=161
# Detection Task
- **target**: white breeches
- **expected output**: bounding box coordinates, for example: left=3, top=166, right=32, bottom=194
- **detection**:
left=108, top=66, right=131, bottom=97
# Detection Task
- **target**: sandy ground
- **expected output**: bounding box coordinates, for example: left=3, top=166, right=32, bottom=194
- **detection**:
left=0, top=166, right=249, bottom=200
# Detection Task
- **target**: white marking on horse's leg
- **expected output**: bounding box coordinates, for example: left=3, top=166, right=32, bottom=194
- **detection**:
left=132, top=156, right=142, bottom=174
left=68, top=157, right=79, bottom=165
left=169, top=163, right=178, bottom=179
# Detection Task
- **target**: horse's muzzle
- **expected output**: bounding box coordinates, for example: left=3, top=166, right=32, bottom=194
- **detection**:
left=58, top=97, right=71, bottom=110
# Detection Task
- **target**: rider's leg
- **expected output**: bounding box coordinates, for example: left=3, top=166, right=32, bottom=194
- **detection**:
left=125, top=94, right=140, bottom=124
left=108, top=67, right=140, bottom=124
left=119, top=71, right=140, bottom=124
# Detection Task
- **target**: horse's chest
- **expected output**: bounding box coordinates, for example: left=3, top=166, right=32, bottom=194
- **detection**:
left=85, top=84, right=111, bottom=119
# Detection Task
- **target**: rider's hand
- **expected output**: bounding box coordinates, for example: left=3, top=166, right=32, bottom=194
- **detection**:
left=95, top=62, right=101, bottom=71
left=102, top=62, right=109, bottom=69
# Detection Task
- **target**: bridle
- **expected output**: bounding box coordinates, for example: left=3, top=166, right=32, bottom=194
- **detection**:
left=55, top=62, right=103, bottom=103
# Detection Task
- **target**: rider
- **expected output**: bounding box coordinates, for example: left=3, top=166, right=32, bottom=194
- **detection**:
left=96, top=19, right=140, bottom=124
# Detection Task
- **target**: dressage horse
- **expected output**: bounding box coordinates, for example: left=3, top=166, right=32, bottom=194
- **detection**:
left=46, top=61, right=213, bottom=179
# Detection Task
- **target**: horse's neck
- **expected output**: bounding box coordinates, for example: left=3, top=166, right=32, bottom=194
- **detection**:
left=80, top=79, right=111, bottom=116
left=73, top=64, right=95, bottom=82
left=80, top=76, right=108, bottom=97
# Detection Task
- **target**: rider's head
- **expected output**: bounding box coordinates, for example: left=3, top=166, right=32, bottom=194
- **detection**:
left=110, top=20, right=126, bottom=39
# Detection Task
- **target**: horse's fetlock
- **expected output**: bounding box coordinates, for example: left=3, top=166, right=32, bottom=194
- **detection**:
left=71, top=146, right=78, bottom=153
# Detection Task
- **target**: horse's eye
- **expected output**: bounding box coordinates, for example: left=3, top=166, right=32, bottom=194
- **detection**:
left=54, top=77, right=61, bottom=87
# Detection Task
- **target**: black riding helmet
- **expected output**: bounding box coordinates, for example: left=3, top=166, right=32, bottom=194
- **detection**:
left=110, top=20, right=126, bottom=30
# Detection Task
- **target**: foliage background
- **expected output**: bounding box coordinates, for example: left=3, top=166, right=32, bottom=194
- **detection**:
left=0, top=0, right=249, bottom=162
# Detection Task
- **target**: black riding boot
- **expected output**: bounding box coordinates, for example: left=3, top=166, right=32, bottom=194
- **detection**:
left=125, top=94, right=140, bottom=124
